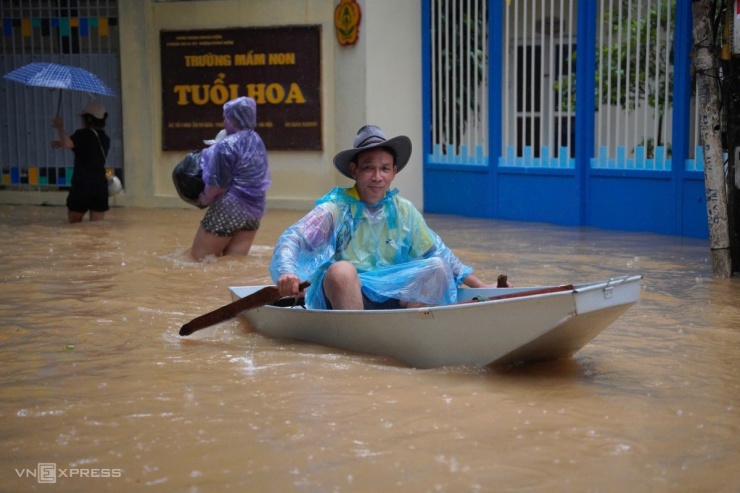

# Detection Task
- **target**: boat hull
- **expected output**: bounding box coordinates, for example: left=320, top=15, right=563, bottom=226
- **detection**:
left=229, top=275, right=642, bottom=368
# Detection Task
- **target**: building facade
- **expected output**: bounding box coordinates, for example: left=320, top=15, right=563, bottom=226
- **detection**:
left=1, top=0, right=706, bottom=238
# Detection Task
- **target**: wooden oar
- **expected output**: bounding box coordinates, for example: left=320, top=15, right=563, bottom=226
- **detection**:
left=179, top=281, right=310, bottom=336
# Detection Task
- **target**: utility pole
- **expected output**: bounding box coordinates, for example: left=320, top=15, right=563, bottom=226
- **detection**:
left=693, top=0, right=733, bottom=277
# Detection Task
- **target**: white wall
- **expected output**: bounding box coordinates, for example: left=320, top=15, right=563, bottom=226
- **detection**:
left=360, top=1, right=423, bottom=207
left=333, top=1, right=423, bottom=208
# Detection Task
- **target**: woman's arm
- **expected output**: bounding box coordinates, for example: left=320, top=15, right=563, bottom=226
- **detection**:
left=197, top=185, right=226, bottom=207
left=51, top=116, right=74, bottom=150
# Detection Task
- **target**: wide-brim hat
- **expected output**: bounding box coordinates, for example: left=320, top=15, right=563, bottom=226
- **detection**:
left=333, top=125, right=412, bottom=179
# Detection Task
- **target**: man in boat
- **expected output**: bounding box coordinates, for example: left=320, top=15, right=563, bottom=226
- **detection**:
left=270, top=125, right=505, bottom=310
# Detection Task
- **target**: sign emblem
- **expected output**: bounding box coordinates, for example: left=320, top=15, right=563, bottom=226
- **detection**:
left=334, top=0, right=361, bottom=45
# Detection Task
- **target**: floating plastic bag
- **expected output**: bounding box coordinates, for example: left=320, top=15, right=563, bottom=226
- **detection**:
left=107, top=175, right=122, bottom=196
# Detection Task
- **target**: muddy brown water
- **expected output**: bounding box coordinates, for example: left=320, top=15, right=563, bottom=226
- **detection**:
left=1, top=204, right=738, bottom=492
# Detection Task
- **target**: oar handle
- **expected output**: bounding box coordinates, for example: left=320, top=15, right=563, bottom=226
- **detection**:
left=461, top=284, right=574, bottom=304
left=179, top=281, right=310, bottom=336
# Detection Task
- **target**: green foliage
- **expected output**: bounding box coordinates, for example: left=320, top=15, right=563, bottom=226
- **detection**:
left=554, top=1, right=675, bottom=115
left=599, top=1, right=675, bottom=114
left=639, top=137, right=672, bottom=157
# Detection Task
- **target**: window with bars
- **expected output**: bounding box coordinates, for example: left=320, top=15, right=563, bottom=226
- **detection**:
left=501, top=0, right=685, bottom=171
left=502, top=0, right=577, bottom=168
left=428, top=0, right=489, bottom=166
left=592, top=0, right=675, bottom=170
left=513, top=41, right=575, bottom=158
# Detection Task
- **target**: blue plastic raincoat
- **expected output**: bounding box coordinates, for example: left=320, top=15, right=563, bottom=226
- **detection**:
left=199, top=97, right=271, bottom=217
left=270, top=186, right=474, bottom=309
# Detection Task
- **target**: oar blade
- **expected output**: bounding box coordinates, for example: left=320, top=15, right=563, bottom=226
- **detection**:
left=179, top=281, right=309, bottom=336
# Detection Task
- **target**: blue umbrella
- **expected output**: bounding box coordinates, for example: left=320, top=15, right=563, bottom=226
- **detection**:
left=3, top=62, right=117, bottom=114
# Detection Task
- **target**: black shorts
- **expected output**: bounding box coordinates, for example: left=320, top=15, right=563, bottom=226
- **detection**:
left=66, top=183, right=109, bottom=213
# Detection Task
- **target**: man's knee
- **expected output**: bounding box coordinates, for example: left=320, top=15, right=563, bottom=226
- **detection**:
left=423, top=257, right=452, bottom=282
left=425, top=256, right=446, bottom=271
left=323, top=261, right=363, bottom=310
left=324, top=261, right=359, bottom=287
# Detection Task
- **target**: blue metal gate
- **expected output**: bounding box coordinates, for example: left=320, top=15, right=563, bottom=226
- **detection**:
left=423, top=0, right=706, bottom=238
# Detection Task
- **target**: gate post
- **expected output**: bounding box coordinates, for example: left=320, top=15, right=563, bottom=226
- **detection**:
left=489, top=0, right=504, bottom=217
left=574, top=1, right=597, bottom=226
left=673, top=0, right=693, bottom=237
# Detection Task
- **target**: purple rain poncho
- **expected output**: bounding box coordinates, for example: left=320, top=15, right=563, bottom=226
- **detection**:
left=270, top=186, right=474, bottom=309
left=198, top=97, right=271, bottom=217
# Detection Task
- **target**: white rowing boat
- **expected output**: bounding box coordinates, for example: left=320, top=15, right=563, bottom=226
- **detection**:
left=228, top=275, right=643, bottom=368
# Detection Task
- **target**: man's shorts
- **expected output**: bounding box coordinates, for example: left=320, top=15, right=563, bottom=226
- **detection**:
left=201, top=194, right=261, bottom=237
left=323, top=285, right=402, bottom=310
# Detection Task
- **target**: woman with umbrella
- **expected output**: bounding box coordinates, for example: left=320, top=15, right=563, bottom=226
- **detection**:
left=51, top=100, right=111, bottom=223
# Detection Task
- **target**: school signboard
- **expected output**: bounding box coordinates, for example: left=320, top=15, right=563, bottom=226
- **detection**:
left=160, top=25, right=321, bottom=151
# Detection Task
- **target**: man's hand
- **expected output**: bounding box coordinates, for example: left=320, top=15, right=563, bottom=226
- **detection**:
left=463, top=273, right=513, bottom=288
left=277, top=274, right=304, bottom=297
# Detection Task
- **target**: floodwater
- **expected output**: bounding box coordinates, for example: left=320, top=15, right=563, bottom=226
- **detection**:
left=0, top=203, right=738, bottom=493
